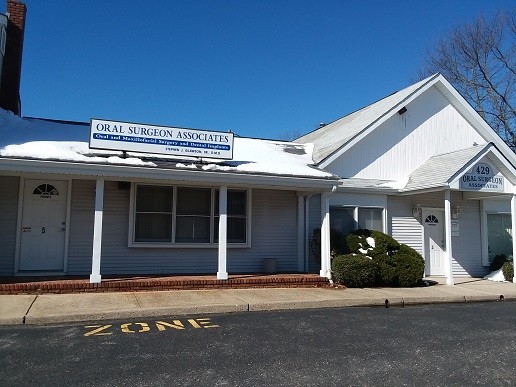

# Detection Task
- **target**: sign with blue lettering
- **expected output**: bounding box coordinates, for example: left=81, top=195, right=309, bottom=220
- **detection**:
left=89, top=119, right=234, bottom=160
left=460, top=162, right=504, bottom=192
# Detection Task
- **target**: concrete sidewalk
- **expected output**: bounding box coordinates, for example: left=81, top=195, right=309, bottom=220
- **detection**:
left=1, top=279, right=515, bottom=325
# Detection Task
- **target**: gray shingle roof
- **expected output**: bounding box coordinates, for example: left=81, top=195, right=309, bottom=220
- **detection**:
left=402, top=144, right=489, bottom=192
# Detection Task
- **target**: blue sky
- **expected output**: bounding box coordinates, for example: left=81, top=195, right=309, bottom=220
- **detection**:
left=17, top=0, right=515, bottom=140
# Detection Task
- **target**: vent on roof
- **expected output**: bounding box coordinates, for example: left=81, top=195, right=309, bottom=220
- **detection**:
left=398, top=106, right=407, bottom=115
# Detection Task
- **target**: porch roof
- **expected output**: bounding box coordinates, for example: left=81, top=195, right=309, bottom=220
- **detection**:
left=0, top=110, right=339, bottom=190
left=400, top=143, right=516, bottom=193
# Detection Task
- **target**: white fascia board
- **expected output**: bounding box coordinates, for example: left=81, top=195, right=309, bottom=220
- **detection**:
left=397, top=185, right=450, bottom=196
left=336, top=186, right=398, bottom=194
left=319, top=74, right=441, bottom=169
left=0, top=157, right=338, bottom=191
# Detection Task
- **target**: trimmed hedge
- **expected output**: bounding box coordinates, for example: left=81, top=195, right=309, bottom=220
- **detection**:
left=332, top=254, right=377, bottom=288
left=346, top=229, right=400, bottom=258
left=333, top=230, right=424, bottom=288
left=392, top=244, right=425, bottom=287
left=502, top=261, right=514, bottom=282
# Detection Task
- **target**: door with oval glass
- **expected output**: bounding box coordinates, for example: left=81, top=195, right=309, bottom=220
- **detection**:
left=422, top=209, right=445, bottom=276
left=19, top=180, right=67, bottom=271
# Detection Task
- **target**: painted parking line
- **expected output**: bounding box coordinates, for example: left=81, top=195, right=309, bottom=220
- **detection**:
left=84, top=317, right=219, bottom=336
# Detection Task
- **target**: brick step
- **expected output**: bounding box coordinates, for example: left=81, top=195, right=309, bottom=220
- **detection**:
left=0, top=274, right=330, bottom=294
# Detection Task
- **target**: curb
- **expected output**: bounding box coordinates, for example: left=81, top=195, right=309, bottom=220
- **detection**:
left=0, top=295, right=512, bottom=326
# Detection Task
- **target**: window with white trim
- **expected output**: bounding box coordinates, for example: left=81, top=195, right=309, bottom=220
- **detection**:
left=330, top=206, right=384, bottom=235
left=132, top=184, right=249, bottom=246
left=358, top=208, right=383, bottom=231
left=214, top=190, right=247, bottom=243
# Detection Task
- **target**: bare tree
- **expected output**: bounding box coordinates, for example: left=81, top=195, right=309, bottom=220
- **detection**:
left=420, top=10, right=516, bottom=149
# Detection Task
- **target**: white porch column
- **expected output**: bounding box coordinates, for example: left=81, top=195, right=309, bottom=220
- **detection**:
left=444, top=190, right=454, bottom=285
left=320, top=192, right=331, bottom=278
left=511, top=195, right=516, bottom=283
left=297, top=194, right=305, bottom=272
left=90, top=178, right=104, bottom=284
left=217, top=185, right=228, bottom=280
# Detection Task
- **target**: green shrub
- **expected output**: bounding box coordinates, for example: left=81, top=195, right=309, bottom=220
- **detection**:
left=490, top=254, right=507, bottom=271
left=372, top=244, right=424, bottom=287
left=332, top=254, right=377, bottom=287
left=375, top=255, right=398, bottom=286
left=502, top=261, right=514, bottom=282
left=391, top=244, right=425, bottom=287
left=369, top=230, right=400, bottom=258
left=346, top=229, right=399, bottom=258
left=345, top=232, right=369, bottom=254
left=339, top=230, right=424, bottom=287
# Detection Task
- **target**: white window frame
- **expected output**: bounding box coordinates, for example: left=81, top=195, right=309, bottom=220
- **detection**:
left=329, top=205, right=386, bottom=235
left=128, top=183, right=251, bottom=248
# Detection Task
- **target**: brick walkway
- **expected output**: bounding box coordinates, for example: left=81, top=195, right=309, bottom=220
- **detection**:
left=0, top=274, right=331, bottom=294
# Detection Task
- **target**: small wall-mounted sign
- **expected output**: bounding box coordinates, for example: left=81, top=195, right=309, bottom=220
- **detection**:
left=451, top=220, right=460, bottom=237
left=460, top=162, right=504, bottom=192
left=22, top=226, right=31, bottom=233
left=89, top=119, right=234, bottom=160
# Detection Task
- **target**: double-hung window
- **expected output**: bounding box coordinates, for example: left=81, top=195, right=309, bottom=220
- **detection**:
left=135, top=186, right=173, bottom=243
left=131, top=184, right=249, bottom=246
left=214, top=190, right=247, bottom=243
left=176, top=188, right=211, bottom=243
left=330, top=206, right=384, bottom=235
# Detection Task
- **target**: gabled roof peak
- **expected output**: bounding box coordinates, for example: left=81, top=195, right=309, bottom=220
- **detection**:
left=296, top=73, right=515, bottom=171
left=296, top=74, right=441, bottom=165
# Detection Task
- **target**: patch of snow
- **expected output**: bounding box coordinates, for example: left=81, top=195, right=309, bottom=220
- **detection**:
left=358, top=248, right=369, bottom=254
left=484, top=269, right=507, bottom=282
left=0, top=109, right=333, bottom=178
left=1, top=141, right=156, bottom=166
left=379, top=177, right=409, bottom=189
left=176, top=163, right=197, bottom=169
left=366, top=237, right=375, bottom=248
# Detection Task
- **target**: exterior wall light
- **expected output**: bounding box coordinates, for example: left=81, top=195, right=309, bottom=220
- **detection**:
left=412, top=204, right=422, bottom=218
left=452, top=206, right=462, bottom=219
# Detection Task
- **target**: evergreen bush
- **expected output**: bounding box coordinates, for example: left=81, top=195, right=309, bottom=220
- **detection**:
left=391, top=244, right=425, bottom=287
left=346, top=229, right=400, bottom=258
left=375, top=255, right=398, bottom=286
left=502, top=261, right=514, bottom=282
left=342, top=229, right=424, bottom=287
left=332, top=254, right=377, bottom=288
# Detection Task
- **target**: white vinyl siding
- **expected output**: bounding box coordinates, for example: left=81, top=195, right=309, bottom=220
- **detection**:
left=67, top=179, right=95, bottom=274
left=327, top=87, right=486, bottom=180
left=0, top=176, right=19, bottom=275
left=388, top=191, right=485, bottom=277
left=66, top=181, right=300, bottom=275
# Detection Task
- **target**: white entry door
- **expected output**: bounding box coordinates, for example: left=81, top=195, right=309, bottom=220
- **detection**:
left=19, top=180, right=68, bottom=271
left=423, top=210, right=445, bottom=276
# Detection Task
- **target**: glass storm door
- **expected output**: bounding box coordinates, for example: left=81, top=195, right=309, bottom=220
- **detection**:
left=423, top=210, right=445, bottom=276
left=19, top=180, right=67, bottom=271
